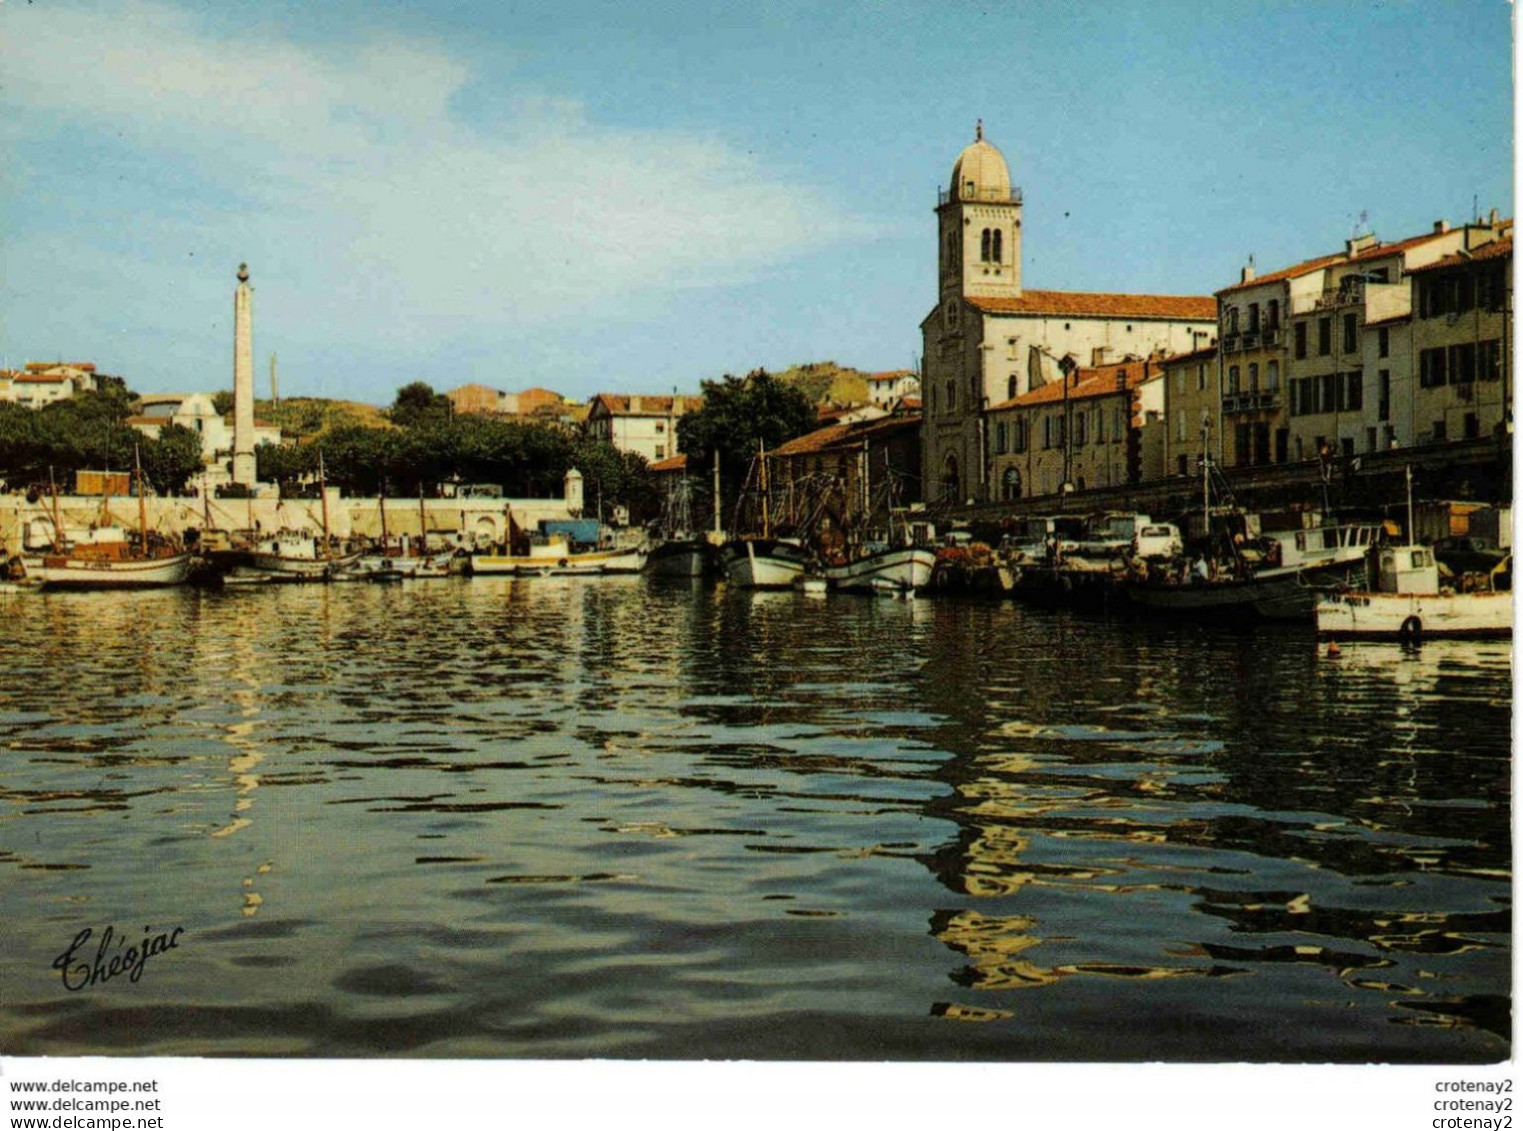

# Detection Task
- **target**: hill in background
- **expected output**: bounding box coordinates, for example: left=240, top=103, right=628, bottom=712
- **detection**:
left=256, top=397, right=390, bottom=438
left=770, top=362, right=871, bottom=405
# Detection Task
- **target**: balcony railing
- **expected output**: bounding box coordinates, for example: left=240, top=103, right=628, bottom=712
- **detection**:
left=938, top=186, right=1024, bottom=206
left=1222, top=334, right=1241, bottom=354
left=1222, top=391, right=1282, bottom=414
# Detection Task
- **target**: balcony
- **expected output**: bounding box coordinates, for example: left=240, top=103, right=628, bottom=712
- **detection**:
left=1222, top=334, right=1242, bottom=354
left=1261, top=327, right=1282, bottom=348
left=938, top=186, right=1024, bottom=206
left=1222, top=391, right=1282, bottom=414
left=1240, top=331, right=1260, bottom=351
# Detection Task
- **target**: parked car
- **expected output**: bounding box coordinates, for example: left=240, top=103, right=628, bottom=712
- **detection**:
left=1132, top=523, right=1184, bottom=560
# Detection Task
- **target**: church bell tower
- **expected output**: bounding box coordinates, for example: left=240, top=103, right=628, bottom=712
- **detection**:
left=937, top=121, right=1023, bottom=301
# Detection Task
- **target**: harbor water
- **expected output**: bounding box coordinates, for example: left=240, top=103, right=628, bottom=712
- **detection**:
left=0, top=578, right=1510, bottom=1061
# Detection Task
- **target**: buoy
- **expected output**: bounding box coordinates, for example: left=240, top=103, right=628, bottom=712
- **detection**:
left=1326, top=641, right=1341, bottom=657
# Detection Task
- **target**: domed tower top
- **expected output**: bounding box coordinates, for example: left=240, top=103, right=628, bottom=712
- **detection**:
left=937, top=121, right=1023, bottom=300
left=949, top=120, right=1013, bottom=202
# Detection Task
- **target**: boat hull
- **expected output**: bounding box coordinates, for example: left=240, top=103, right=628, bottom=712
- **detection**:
left=1126, top=558, right=1366, bottom=621
left=720, top=540, right=808, bottom=589
left=1316, top=590, right=1513, bottom=638
left=469, top=547, right=647, bottom=576
left=822, top=547, right=936, bottom=593
left=647, top=540, right=712, bottom=578
left=36, top=553, right=193, bottom=589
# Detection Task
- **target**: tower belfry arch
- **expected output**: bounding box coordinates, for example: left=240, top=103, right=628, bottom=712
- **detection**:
left=937, top=123, right=1023, bottom=301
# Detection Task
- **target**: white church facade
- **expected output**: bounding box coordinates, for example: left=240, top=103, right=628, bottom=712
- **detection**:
left=921, top=126, right=1217, bottom=503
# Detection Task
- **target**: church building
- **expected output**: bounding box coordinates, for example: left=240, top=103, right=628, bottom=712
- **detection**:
left=921, top=125, right=1217, bottom=503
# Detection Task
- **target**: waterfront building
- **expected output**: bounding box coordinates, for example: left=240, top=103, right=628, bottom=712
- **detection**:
left=865, top=369, right=921, bottom=406
left=1158, top=345, right=1219, bottom=479
left=768, top=401, right=924, bottom=512
left=1281, top=219, right=1508, bottom=463
left=1405, top=234, right=1512, bottom=446
left=984, top=355, right=1164, bottom=501
left=920, top=124, right=1216, bottom=504
left=0, top=362, right=101, bottom=408
left=585, top=393, right=701, bottom=462
left=1213, top=256, right=1337, bottom=468
left=445, top=384, right=570, bottom=418
left=127, top=393, right=281, bottom=484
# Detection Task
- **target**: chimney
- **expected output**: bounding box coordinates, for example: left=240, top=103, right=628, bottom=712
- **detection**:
left=1490, top=208, right=1500, bottom=227
left=629, top=394, right=641, bottom=413
left=1433, top=219, right=1451, bottom=234
left=1240, top=256, right=1256, bottom=284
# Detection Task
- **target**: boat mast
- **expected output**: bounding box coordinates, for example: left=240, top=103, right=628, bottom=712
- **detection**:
left=318, top=451, right=332, bottom=561
left=48, top=467, right=64, bottom=550
left=758, top=438, right=771, bottom=539
left=135, top=444, right=148, bottom=556
left=418, top=485, right=428, bottom=555
left=379, top=487, right=389, bottom=549
left=1405, top=464, right=1415, bottom=543
left=711, top=449, right=721, bottom=538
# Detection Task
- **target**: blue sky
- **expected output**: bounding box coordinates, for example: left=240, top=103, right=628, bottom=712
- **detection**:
left=0, top=1, right=1512, bottom=405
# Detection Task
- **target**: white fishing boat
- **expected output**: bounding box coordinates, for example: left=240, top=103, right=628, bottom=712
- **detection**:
left=1316, top=544, right=1512, bottom=639
left=31, top=454, right=192, bottom=590
left=794, top=574, right=828, bottom=597
left=469, top=534, right=647, bottom=576
left=719, top=537, right=810, bottom=589
left=821, top=544, right=936, bottom=594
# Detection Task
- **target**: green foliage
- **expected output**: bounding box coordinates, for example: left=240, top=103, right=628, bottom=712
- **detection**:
left=140, top=423, right=204, bottom=495
left=389, top=381, right=452, bottom=429
left=211, top=390, right=235, bottom=416
left=676, top=369, right=817, bottom=510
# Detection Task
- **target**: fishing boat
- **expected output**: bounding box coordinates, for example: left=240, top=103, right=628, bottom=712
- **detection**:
left=813, top=443, right=936, bottom=594
left=469, top=515, right=647, bottom=576
left=32, top=455, right=193, bottom=590
left=1317, top=469, right=1512, bottom=639
left=719, top=536, right=811, bottom=588
left=237, top=455, right=358, bottom=581
left=720, top=440, right=815, bottom=589
left=647, top=455, right=718, bottom=578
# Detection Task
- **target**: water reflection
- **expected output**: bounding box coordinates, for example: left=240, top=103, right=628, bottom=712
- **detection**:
left=0, top=584, right=1508, bottom=1060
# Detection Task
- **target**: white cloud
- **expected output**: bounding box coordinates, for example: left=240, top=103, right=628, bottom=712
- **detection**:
left=1, top=2, right=874, bottom=349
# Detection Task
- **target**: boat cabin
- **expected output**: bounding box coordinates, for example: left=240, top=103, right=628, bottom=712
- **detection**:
left=1375, top=546, right=1440, bottom=595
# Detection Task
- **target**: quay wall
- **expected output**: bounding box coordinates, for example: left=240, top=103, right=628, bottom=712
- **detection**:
left=934, top=435, right=1510, bottom=532
left=0, top=492, right=576, bottom=555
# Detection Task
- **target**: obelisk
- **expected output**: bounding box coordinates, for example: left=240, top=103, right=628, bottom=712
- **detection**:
left=232, top=263, right=256, bottom=486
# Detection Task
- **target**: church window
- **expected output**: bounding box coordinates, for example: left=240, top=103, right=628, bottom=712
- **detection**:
left=946, top=381, right=956, bottom=411
left=992, top=229, right=1003, bottom=262
left=980, top=229, right=992, bottom=262
left=994, top=422, right=1007, bottom=454
left=1007, top=375, right=1017, bottom=400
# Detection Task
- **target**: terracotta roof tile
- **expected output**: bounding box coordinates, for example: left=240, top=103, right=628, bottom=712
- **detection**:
left=14, top=373, right=71, bottom=384
left=591, top=393, right=702, bottom=416
left=1160, top=344, right=1218, bottom=366
left=966, top=289, right=1216, bottom=320
left=649, top=454, right=689, bottom=473
left=769, top=413, right=922, bottom=459
left=1407, top=235, right=1513, bottom=274
left=988, top=359, right=1160, bottom=412
left=1217, top=252, right=1346, bottom=295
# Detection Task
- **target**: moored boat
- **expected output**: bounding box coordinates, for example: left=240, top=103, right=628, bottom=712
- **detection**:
left=821, top=543, right=936, bottom=594
left=1316, top=544, right=1512, bottom=640
left=719, top=537, right=810, bottom=589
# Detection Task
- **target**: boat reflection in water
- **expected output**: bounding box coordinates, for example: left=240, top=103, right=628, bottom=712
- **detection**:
left=0, top=582, right=1507, bottom=1061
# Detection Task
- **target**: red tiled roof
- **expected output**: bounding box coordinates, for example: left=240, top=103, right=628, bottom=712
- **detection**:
left=25, top=361, right=95, bottom=372
left=770, top=413, right=921, bottom=459
left=14, top=373, right=71, bottom=384
left=1407, top=235, right=1513, bottom=274
left=1217, top=253, right=1346, bottom=296
left=649, top=454, right=689, bottom=473
left=126, top=416, right=163, bottom=427
left=988, top=358, right=1160, bottom=412
left=867, top=369, right=915, bottom=381
left=1160, top=344, right=1218, bottom=366
left=966, top=289, right=1216, bottom=320
left=898, top=396, right=922, bottom=410
left=590, top=393, right=702, bottom=416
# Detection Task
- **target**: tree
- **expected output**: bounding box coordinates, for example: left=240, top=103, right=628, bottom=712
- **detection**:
left=676, top=369, right=817, bottom=514
left=140, top=423, right=205, bottom=495
left=211, top=390, right=235, bottom=416
left=389, top=381, right=452, bottom=429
